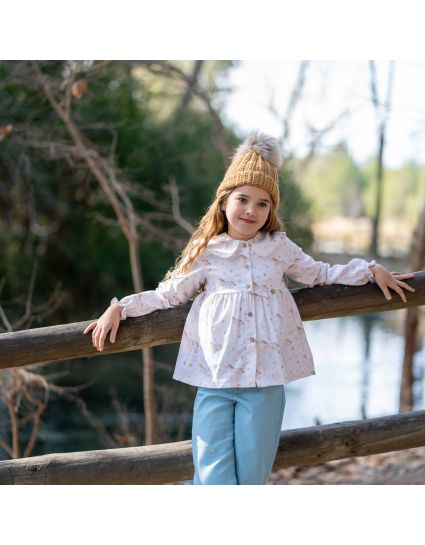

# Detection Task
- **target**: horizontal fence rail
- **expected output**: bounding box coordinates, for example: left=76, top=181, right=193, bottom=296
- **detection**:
left=0, top=271, right=423, bottom=370
left=1, top=409, right=425, bottom=484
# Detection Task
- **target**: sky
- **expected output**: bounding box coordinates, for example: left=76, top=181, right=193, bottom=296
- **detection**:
left=222, top=60, right=425, bottom=169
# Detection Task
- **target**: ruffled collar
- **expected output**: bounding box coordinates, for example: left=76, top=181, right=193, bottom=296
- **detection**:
left=206, top=230, right=283, bottom=258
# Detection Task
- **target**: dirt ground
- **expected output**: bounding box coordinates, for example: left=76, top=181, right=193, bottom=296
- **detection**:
left=268, top=446, right=425, bottom=485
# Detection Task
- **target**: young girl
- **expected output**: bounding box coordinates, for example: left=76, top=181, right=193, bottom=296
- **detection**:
left=83, top=132, right=415, bottom=485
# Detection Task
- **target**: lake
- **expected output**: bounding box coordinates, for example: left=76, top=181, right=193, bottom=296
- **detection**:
left=283, top=310, right=425, bottom=430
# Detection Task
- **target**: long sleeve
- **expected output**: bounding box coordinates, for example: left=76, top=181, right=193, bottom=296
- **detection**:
left=111, top=258, right=205, bottom=320
left=284, top=235, right=376, bottom=287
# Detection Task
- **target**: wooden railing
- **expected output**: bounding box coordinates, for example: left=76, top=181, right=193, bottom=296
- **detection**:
left=1, top=271, right=424, bottom=370
left=0, top=271, right=424, bottom=484
left=1, top=409, right=425, bottom=484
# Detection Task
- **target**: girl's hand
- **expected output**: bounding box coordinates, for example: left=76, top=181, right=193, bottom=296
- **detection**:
left=370, top=264, right=416, bottom=303
left=83, top=303, right=122, bottom=351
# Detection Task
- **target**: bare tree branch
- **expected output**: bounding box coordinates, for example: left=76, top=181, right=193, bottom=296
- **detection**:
left=303, top=109, right=351, bottom=161
left=166, top=175, right=195, bottom=235
left=131, top=60, right=231, bottom=166
left=178, top=60, right=204, bottom=113
left=282, top=60, right=309, bottom=151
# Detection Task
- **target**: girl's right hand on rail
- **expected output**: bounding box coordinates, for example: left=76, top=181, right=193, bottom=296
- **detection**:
left=83, top=304, right=122, bottom=352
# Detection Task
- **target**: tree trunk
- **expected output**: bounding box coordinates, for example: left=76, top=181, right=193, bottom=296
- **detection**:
left=370, top=129, right=385, bottom=257
left=400, top=204, right=425, bottom=412
left=128, top=235, right=157, bottom=444
left=369, top=61, right=395, bottom=258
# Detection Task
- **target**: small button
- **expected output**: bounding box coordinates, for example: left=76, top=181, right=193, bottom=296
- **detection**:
left=250, top=337, right=255, bottom=342
left=245, top=284, right=250, bottom=289
left=270, top=288, right=276, bottom=294
left=244, top=264, right=249, bottom=269
left=248, top=312, right=253, bottom=317
left=242, top=242, right=247, bottom=247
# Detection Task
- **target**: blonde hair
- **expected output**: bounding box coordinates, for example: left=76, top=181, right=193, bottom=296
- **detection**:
left=163, top=186, right=284, bottom=281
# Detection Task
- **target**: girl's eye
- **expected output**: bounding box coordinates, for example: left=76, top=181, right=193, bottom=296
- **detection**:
left=237, top=197, right=268, bottom=207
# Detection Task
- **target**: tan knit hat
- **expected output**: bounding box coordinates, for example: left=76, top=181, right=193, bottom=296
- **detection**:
left=216, top=131, right=282, bottom=207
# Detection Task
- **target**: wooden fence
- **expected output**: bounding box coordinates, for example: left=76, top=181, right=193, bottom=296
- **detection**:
left=1, top=409, right=425, bottom=484
left=0, top=270, right=424, bottom=484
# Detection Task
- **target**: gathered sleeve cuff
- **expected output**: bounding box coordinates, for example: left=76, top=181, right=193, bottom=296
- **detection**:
left=110, top=259, right=205, bottom=321
left=284, top=236, right=377, bottom=287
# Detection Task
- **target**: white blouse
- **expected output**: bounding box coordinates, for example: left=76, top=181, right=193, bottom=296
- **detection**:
left=111, top=231, right=376, bottom=388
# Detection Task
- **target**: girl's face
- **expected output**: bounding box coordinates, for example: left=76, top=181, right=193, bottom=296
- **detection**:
left=223, top=185, right=272, bottom=241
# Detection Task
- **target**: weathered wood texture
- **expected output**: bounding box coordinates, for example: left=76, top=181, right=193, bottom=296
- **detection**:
left=0, top=271, right=423, bottom=371
left=1, top=409, right=424, bottom=484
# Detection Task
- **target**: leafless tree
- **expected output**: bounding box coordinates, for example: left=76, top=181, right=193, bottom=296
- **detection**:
left=267, top=61, right=351, bottom=171
left=0, top=263, right=145, bottom=458
left=27, top=60, right=226, bottom=445
left=369, top=60, right=395, bottom=258
left=266, top=61, right=309, bottom=159
left=178, top=60, right=204, bottom=113
left=31, top=60, right=182, bottom=445
left=132, top=60, right=231, bottom=166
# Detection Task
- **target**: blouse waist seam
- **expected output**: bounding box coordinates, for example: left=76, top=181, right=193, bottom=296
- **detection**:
left=204, top=288, right=286, bottom=296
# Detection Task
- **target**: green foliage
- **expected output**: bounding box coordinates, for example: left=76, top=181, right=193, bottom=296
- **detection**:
left=279, top=162, right=315, bottom=249
left=298, top=142, right=368, bottom=220
left=296, top=141, right=425, bottom=239
left=363, top=157, right=425, bottom=230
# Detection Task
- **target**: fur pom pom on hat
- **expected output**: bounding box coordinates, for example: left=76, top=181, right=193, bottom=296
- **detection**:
left=216, top=131, right=282, bottom=207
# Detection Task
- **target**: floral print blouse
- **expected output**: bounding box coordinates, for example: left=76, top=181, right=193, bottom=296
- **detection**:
left=112, top=231, right=376, bottom=388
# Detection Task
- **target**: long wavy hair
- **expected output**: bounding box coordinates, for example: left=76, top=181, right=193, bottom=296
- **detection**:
left=163, top=186, right=284, bottom=280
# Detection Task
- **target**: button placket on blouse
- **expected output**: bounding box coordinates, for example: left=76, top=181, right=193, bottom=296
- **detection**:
left=242, top=241, right=257, bottom=383
left=241, top=241, right=253, bottom=291
left=244, top=241, right=254, bottom=321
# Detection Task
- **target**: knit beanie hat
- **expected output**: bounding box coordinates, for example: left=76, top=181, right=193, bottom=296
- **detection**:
left=216, top=131, right=282, bottom=208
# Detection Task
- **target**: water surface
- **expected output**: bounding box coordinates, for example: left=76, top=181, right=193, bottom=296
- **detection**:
left=283, top=311, right=425, bottom=430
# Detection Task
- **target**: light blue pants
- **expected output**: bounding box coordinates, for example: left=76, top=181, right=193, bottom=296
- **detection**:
left=191, top=385, right=285, bottom=485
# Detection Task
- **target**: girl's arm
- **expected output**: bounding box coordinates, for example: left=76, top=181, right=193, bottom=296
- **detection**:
left=284, top=236, right=415, bottom=302
left=110, top=262, right=205, bottom=320
left=83, top=259, right=205, bottom=351
left=284, top=236, right=376, bottom=287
